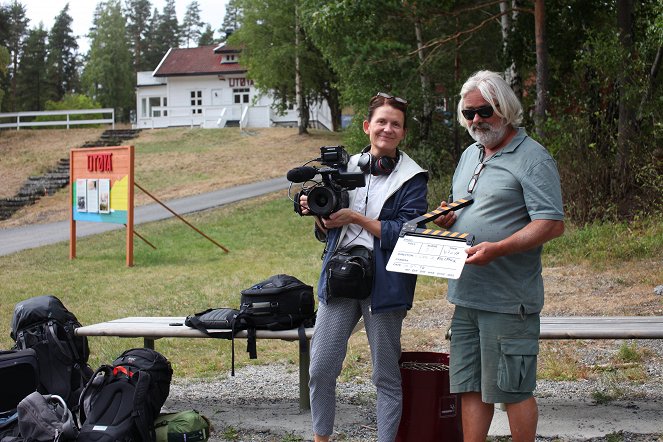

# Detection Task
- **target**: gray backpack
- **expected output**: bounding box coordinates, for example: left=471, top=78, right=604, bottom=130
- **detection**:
left=16, top=392, right=77, bottom=441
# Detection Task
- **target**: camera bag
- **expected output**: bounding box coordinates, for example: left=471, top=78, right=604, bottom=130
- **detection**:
left=184, top=308, right=245, bottom=375
left=239, top=274, right=315, bottom=365
left=0, top=348, right=39, bottom=441
left=325, top=245, right=374, bottom=300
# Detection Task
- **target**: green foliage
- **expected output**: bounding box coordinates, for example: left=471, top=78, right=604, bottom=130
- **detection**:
left=32, top=94, right=103, bottom=128
left=82, top=0, right=133, bottom=121
left=15, top=25, right=48, bottom=111
left=230, top=0, right=340, bottom=129
left=45, top=4, right=80, bottom=102
left=615, top=342, right=643, bottom=364
left=181, top=1, right=204, bottom=48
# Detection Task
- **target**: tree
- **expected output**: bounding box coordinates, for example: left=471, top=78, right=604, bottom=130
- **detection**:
left=154, top=0, right=180, bottom=53
left=46, top=4, right=80, bottom=102
left=125, top=0, right=153, bottom=72
left=0, top=45, right=9, bottom=109
left=16, top=25, right=48, bottom=111
left=232, top=0, right=342, bottom=132
left=198, top=24, right=216, bottom=46
left=142, top=7, right=163, bottom=69
left=181, top=1, right=204, bottom=48
left=220, top=0, right=242, bottom=39
left=82, top=0, right=133, bottom=120
left=5, top=0, right=29, bottom=112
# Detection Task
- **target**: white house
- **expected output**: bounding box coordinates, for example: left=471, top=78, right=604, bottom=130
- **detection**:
left=134, top=43, right=332, bottom=130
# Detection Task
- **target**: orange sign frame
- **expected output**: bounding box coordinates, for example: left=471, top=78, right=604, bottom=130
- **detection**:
left=69, top=145, right=135, bottom=266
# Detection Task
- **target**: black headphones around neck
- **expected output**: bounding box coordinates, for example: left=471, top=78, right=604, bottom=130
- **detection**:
left=358, top=145, right=400, bottom=176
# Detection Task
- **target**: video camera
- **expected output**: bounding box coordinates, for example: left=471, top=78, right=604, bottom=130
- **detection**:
left=287, top=146, right=365, bottom=218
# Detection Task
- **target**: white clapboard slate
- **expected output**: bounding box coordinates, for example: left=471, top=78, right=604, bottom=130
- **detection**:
left=386, top=197, right=474, bottom=279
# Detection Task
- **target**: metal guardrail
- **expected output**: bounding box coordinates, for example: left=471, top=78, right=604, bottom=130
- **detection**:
left=0, top=108, right=115, bottom=130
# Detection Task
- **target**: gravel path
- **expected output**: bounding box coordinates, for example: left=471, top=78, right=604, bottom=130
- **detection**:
left=164, top=263, right=663, bottom=441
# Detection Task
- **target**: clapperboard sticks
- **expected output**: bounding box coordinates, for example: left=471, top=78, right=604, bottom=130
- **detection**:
left=399, top=197, right=475, bottom=245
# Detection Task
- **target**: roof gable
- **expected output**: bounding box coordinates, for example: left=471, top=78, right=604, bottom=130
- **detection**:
left=153, top=45, right=247, bottom=77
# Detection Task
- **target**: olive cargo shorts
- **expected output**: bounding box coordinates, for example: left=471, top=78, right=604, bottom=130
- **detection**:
left=449, top=305, right=540, bottom=404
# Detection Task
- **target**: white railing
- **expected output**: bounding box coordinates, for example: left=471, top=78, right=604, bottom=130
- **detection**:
left=239, top=106, right=249, bottom=130
left=0, top=109, right=115, bottom=130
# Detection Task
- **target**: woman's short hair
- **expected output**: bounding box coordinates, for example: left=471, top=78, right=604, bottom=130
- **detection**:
left=457, top=70, right=522, bottom=129
left=368, top=93, right=408, bottom=129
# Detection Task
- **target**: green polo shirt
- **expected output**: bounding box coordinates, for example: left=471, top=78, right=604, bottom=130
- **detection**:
left=447, top=128, right=564, bottom=314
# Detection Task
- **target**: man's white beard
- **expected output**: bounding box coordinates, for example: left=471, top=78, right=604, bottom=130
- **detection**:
left=469, top=122, right=508, bottom=148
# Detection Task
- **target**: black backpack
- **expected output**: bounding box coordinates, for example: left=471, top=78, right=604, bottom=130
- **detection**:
left=10, top=295, right=93, bottom=410
left=78, top=348, right=173, bottom=442
left=239, top=274, right=315, bottom=363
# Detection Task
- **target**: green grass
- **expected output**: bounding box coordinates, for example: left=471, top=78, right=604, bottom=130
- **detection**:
left=542, top=215, right=663, bottom=268
left=1, top=173, right=661, bottom=380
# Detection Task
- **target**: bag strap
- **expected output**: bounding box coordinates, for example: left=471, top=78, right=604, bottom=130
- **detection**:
left=246, top=327, right=257, bottom=360
left=132, top=371, right=154, bottom=442
left=47, top=321, right=74, bottom=361
left=187, top=314, right=237, bottom=376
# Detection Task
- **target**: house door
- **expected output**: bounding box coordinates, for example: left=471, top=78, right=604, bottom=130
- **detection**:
left=212, top=89, right=223, bottom=106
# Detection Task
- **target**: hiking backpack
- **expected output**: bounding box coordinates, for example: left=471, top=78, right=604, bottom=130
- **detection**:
left=10, top=295, right=93, bottom=410
left=238, top=274, right=315, bottom=362
left=78, top=348, right=173, bottom=442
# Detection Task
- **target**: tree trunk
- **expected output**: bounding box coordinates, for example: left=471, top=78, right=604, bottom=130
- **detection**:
left=295, top=3, right=308, bottom=135
left=615, top=0, right=636, bottom=202
left=534, top=0, right=549, bottom=138
left=500, top=1, right=522, bottom=99
left=414, top=18, right=431, bottom=140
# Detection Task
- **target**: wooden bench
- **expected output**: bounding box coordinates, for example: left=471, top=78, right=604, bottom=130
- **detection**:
left=75, top=316, right=316, bottom=410
left=539, top=316, right=663, bottom=339
left=76, top=316, right=663, bottom=411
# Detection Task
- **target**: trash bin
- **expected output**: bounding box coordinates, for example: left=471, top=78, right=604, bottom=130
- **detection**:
left=396, top=352, right=462, bottom=442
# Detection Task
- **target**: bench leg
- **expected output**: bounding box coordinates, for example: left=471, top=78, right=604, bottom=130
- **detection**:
left=299, top=339, right=311, bottom=411
left=144, top=337, right=155, bottom=350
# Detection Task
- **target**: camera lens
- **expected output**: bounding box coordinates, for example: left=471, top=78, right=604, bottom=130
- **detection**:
left=307, top=187, right=336, bottom=217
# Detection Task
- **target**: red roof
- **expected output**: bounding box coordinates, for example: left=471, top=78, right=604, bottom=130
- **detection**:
left=153, top=44, right=247, bottom=77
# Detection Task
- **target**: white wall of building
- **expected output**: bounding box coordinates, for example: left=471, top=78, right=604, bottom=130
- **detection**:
left=135, top=73, right=332, bottom=130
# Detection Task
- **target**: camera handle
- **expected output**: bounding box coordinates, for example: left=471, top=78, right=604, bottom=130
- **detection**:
left=399, top=197, right=475, bottom=245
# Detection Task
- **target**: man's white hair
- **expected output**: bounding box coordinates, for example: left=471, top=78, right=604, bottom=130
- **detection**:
left=457, top=70, right=523, bottom=129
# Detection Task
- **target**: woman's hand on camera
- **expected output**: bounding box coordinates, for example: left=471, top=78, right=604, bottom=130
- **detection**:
left=299, top=194, right=310, bottom=215
left=321, top=208, right=355, bottom=229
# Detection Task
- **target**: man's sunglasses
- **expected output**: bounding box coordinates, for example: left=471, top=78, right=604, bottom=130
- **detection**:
left=461, top=105, right=494, bottom=120
left=376, top=92, right=408, bottom=105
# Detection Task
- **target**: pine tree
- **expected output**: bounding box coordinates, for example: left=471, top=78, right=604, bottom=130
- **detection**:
left=198, top=24, right=216, bottom=46
left=6, top=0, right=29, bottom=111
left=155, top=0, right=180, bottom=53
left=125, top=0, right=153, bottom=72
left=46, top=4, right=80, bottom=102
left=16, top=25, right=48, bottom=111
left=82, top=0, right=133, bottom=120
left=219, top=0, right=242, bottom=40
left=181, top=1, right=204, bottom=48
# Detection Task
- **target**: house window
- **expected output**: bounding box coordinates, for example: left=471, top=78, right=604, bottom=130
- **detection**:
left=233, top=88, right=250, bottom=104
left=145, top=96, right=167, bottom=117
left=222, top=54, right=236, bottom=64
left=190, top=90, right=203, bottom=114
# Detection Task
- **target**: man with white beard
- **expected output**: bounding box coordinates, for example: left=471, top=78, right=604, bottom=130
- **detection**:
left=433, top=70, right=565, bottom=442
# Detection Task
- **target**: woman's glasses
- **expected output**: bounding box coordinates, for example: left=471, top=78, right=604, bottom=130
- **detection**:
left=461, top=105, right=494, bottom=120
left=376, top=92, right=408, bottom=105
left=467, top=162, right=485, bottom=194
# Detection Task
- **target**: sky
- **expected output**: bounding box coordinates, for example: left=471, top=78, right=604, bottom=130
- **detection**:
left=21, top=0, right=230, bottom=54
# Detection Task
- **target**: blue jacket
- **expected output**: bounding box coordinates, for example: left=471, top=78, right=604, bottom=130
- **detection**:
left=316, top=152, right=428, bottom=313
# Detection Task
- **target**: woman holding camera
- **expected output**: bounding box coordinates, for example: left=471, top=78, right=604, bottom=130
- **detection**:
left=300, top=93, right=428, bottom=442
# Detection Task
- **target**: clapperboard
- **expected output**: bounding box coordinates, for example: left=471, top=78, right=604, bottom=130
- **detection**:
left=386, top=198, right=474, bottom=279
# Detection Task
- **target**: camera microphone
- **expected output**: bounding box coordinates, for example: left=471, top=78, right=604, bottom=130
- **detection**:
left=286, top=166, right=318, bottom=183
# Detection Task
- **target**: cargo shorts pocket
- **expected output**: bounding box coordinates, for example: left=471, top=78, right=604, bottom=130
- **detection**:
left=497, top=338, right=539, bottom=393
